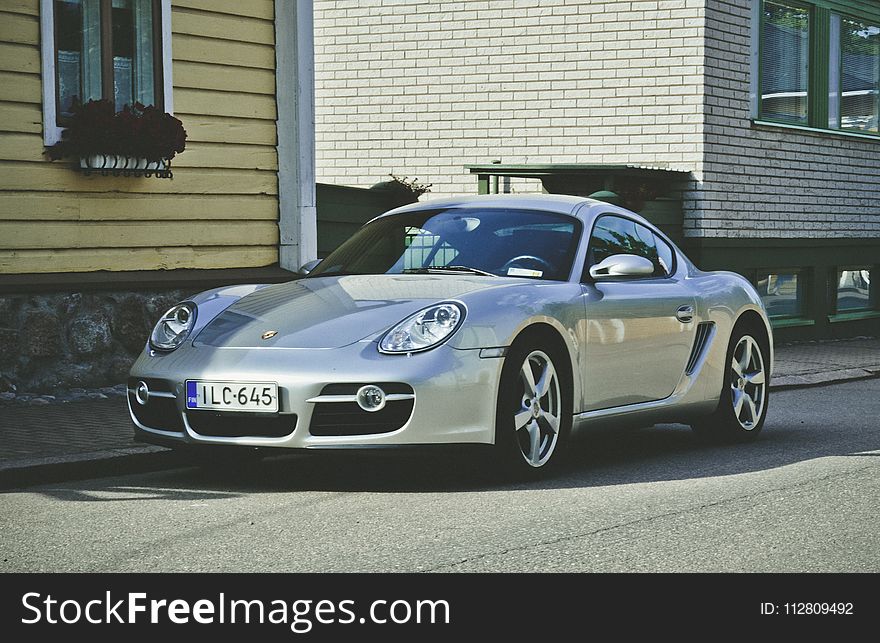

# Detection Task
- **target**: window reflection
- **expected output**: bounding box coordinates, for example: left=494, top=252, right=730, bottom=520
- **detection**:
left=55, top=0, right=102, bottom=119
left=756, top=272, right=802, bottom=317
left=112, top=0, right=135, bottom=110
left=761, top=1, right=810, bottom=124
left=309, top=209, right=580, bottom=281
left=837, top=269, right=872, bottom=312
left=588, top=216, right=671, bottom=277
left=840, top=18, right=880, bottom=133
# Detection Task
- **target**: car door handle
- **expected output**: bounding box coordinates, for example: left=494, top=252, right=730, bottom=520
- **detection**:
left=676, top=305, right=694, bottom=323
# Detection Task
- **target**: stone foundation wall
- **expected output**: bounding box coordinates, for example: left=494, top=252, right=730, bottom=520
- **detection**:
left=0, top=289, right=187, bottom=395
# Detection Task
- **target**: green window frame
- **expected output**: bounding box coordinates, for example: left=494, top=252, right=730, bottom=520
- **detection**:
left=755, top=0, right=880, bottom=137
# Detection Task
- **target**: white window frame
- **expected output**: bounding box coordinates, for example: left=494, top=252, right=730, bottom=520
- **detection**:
left=40, top=0, right=174, bottom=146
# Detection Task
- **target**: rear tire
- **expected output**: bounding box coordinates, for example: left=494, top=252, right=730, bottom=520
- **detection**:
left=494, top=335, right=572, bottom=476
left=692, top=322, right=769, bottom=442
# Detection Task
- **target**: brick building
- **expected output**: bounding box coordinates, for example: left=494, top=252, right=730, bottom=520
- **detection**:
left=313, top=0, right=879, bottom=340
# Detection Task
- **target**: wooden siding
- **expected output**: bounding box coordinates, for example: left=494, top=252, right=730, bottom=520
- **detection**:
left=0, top=0, right=279, bottom=274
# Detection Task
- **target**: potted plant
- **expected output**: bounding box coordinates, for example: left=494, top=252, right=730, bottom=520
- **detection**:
left=369, top=173, right=432, bottom=206
left=47, top=99, right=187, bottom=178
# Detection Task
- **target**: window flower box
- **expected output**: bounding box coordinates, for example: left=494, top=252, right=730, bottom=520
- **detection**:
left=79, top=154, right=171, bottom=178
left=48, top=99, right=186, bottom=179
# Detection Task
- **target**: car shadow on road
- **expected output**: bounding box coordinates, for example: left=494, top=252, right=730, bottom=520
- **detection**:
left=67, top=418, right=877, bottom=497
left=18, top=380, right=880, bottom=499
left=25, top=485, right=241, bottom=503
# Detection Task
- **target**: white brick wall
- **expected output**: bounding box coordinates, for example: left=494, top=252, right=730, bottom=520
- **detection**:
left=697, top=0, right=880, bottom=238
left=314, top=0, right=706, bottom=197
left=315, top=0, right=879, bottom=239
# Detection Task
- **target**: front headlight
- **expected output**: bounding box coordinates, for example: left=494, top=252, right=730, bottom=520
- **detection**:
left=149, top=302, right=197, bottom=351
left=379, top=302, right=465, bottom=354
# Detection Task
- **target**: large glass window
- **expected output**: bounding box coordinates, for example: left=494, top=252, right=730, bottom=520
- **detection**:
left=839, top=17, right=880, bottom=133
left=757, top=1, right=880, bottom=135
left=53, top=0, right=163, bottom=124
left=760, top=1, right=811, bottom=124
left=756, top=271, right=804, bottom=318
left=836, top=268, right=872, bottom=312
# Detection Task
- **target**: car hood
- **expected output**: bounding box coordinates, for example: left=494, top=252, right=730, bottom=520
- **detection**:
left=193, top=274, right=502, bottom=349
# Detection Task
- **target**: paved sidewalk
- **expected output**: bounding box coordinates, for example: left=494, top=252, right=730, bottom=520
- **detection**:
left=0, top=396, right=174, bottom=488
left=771, top=337, right=880, bottom=388
left=0, top=336, right=877, bottom=487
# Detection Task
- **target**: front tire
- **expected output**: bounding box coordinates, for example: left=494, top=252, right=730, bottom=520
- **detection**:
left=495, top=337, right=572, bottom=475
left=692, top=324, right=769, bottom=441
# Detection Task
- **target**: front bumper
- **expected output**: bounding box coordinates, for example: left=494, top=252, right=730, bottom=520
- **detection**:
left=128, top=340, right=503, bottom=449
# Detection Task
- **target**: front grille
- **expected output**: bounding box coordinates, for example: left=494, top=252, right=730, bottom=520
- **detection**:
left=127, top=377, right=175, bottom=394
left=318, top=382, right=414, bottom=396
left=309, top=401, right=414, bottom=436
left=309, top=382, right=415, bottom=436
left=186, top=411, right=297, bottom=438
left=129, top=393, right=185, bottom=433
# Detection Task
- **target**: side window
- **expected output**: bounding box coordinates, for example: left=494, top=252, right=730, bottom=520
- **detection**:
left=631, top=222, right=663, bottom=275
left=634, top=222, right=674, bottom=277
left=587, top=216, right=638, bottom=266
left=586, top=215, right=672, bottom=279
left=653, top=232, right=675, bottom=276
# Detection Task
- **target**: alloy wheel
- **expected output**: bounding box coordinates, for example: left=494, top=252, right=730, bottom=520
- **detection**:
left=729, top=335, right=766, bottom=430
left=514, top=350, right=562, bottom=467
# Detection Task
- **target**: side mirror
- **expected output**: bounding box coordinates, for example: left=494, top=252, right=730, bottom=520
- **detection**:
left=299, top=259, right=322, bottom=275
left=589, top=254, right=654, bottom=280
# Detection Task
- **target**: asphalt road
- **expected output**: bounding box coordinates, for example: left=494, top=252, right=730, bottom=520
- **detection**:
left=1, top=378, right=877, bottom=572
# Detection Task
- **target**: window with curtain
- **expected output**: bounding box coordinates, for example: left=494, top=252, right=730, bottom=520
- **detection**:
left=760, top=1, right=811, bottom=124
left=53, top=0, right=162, bottom=124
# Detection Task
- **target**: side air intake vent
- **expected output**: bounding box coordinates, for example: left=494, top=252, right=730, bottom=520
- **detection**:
left=685, top=322, right=715, bottom=375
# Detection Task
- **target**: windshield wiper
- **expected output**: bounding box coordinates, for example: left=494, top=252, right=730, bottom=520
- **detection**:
left=303, top=270, right=361, bottom=278
left=403, top=265, right=497, bottom=277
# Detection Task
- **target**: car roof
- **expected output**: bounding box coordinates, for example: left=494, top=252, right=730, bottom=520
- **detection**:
left=381, top=194, right=597, bottom=217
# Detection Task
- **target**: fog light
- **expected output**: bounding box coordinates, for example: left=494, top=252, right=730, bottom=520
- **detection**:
left=356, top=385, right=386, bottom=412
left=135, top=381, right=150, bottom=406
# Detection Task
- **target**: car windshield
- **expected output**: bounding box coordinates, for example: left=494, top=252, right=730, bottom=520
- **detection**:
left=308, top=208, right=581, bottom=281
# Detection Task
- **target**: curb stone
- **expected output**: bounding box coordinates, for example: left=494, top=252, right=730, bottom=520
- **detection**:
left=0, top=446, right=182, bottom=490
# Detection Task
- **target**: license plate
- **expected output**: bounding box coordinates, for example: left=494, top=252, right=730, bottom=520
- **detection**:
left=186, top=380, right=278, bottom=412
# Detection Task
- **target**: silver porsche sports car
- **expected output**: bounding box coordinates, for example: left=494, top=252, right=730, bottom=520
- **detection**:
left=129, top=194, right=772, bottom=474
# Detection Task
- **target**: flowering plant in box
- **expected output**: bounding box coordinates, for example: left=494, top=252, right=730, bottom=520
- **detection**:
left=48, top=99, right=186, bottom=173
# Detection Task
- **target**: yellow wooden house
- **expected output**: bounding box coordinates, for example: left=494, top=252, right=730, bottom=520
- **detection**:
left=1, top=0, right=316, bottom=278
left=0, top=0, right=322, bottom=392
